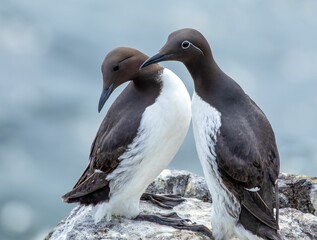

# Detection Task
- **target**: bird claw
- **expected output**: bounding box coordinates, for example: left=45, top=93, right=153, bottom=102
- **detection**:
left=135, top=212, right=213, bottom=239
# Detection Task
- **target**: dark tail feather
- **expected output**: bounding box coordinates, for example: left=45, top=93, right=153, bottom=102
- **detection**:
left=62, top=172, right=110, bottom=205
left=62, top=185, right=110, bottom=205
left=241, top=190, right=279, bottom=230
left=239, top=204, right=281, bottom=240
left=258, top=224, right=282, bottom=240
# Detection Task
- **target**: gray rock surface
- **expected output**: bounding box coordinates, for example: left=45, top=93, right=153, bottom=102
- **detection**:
left=146, top=169, right=211, bottom=202
left=47, top=198, right=212, bottom=240
left=47, top=169, right=317, bottom=240
left=279, top=208, right=317, bottom=240
left=278, top=173, right=317, bottom=215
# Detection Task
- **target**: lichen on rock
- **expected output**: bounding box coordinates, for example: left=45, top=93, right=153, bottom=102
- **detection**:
left=278, top=173, right=317, bottom=215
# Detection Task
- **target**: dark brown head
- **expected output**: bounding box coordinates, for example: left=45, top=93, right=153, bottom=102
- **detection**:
left=140, top=28, right=212, bottom=69
left=98, top=47, right=158, bottom=112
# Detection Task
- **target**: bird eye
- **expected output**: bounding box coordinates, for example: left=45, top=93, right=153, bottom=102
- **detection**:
left=181, top=40, right=190, bottom=49
left=113, top=65, right=119, bottom=71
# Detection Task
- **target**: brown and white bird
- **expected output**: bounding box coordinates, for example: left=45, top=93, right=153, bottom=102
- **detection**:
left=62, top=47, right=191, bottom=224
left=141, top=28, right=281, bottom=240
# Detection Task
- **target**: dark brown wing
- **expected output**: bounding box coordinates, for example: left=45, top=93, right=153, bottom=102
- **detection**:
left=215, top=118, right=263, bottom=190
left=61, top=146, right=125, bottom=205
left=62, top=82, right=158, bottom=205
left=215, top=99, right=280, bottom=230
left=62, top=80, right=160, bottom=204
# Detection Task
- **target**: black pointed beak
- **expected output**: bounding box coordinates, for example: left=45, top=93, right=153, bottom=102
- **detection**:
left=140, top=53, right=172, bottom=69
left=98, top=83, right=114, bottom=112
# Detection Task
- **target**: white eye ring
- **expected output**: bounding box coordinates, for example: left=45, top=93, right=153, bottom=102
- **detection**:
left=181, top=40, right=191, bottom=49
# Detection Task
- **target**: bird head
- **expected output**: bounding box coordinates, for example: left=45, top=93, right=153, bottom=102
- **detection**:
left=98, top=47, right=150, bottom=112
left=140, top=28, right=211, bottom=69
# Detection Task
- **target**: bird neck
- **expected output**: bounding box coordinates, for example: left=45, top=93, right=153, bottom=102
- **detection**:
left=185, top=55, right=222, bottom=93
left=133, top=64, right=163, bottom=93
left=186, top=55, right=246, bottom=108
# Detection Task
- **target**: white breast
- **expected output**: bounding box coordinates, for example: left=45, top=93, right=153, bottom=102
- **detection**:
left=191, top=91, right=241, bottom=239
left=105, top=68, right=191, bottom=216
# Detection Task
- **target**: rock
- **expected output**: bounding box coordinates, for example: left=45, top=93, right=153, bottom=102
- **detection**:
left=146, top=169, right=211, bottom=202
left=47, top=169, right=317, bottom=240
left=278, top=173, right=317, bottom=215
left=47, top=198, right=212, bottom=240
left=279, top=208, right=317, bottom=240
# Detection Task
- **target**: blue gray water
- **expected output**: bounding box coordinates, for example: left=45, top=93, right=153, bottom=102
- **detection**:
left=1, top=1, right=316, bottom=239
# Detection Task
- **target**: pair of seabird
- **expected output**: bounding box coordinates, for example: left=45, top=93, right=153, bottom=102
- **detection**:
left=63, top=29, right=280, bottom=240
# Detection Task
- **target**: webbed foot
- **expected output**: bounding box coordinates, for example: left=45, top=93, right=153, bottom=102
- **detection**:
left=135, top=212, right=213, bottom=239
left=141, top=193, right=185, bottom=209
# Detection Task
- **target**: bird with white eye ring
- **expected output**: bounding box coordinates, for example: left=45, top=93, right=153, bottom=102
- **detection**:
left=141, top=28, right=281, bottom=240
left=181, top=40, right=191, bottom=49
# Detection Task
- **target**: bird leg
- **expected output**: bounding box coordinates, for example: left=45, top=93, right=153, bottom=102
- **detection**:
left=141, top=192, right=185, bottom=209
left=135, top=212, right=213, bottom=239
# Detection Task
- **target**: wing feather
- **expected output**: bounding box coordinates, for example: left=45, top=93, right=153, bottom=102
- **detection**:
left=214, top=102, right=279, bottom=230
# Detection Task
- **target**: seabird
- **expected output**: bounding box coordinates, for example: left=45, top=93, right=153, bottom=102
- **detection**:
left=141, top=28, right=281, bottom=240
left=62, top=47, right=212, bottom=234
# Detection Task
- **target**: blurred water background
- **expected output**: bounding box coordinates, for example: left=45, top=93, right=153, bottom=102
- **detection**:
left=0, top=1, right=316, bottom=239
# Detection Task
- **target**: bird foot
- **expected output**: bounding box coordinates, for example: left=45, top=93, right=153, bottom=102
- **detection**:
left=135, top=212, right=213, bottom=238
left=141, top=192, right=185, bottom=209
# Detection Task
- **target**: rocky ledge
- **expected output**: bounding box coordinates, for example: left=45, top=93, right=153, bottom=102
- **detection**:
left=46, top=169, right=317, bottom=240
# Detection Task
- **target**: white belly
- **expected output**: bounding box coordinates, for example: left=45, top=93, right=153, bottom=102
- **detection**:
left=105, top=68, right=191, bottom=217
left=191, top=91, right=241, bottom=240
